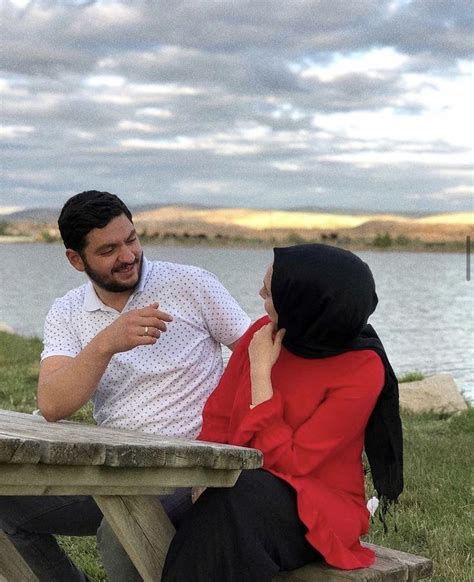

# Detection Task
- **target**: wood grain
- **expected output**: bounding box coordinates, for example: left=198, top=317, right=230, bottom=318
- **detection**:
left=0, top=409, right=262, bottom=469
left=274, top=543, right=433, bottom=581
left=0, top=531, right=38, bottom=582
left=95, top=495, right=175, bottom=581
left=0, top=463, right=241, bottom=496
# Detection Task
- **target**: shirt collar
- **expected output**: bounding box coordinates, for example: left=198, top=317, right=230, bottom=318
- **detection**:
left=83, top=256, right=151, bottom=312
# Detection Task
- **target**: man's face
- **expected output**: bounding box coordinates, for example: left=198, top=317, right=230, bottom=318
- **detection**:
left=68, top=213, right=143, bottom=293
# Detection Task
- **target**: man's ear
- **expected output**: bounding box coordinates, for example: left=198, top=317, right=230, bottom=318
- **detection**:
left=66, top=249, right=86, bottom=272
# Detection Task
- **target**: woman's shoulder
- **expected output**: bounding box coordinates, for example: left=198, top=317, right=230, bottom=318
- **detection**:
left=338, top=348, right=383, bottom=367
left=332, top=349, right=385, bottom=393
left=287, top=349, right=385, bottom=397
left=278, top=346, right=385, bottom=390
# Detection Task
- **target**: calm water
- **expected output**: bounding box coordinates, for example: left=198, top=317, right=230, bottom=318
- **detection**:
left=1, top=243, right=472, bottom=398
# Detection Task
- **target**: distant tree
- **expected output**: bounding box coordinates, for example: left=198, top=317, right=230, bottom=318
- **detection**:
left=287, top=232, right=306, bottom=244
left=372, top=232, right=393, bottom=248
left=395, top=234, right=410, bottom=245
left=40, top=229, right=59, bottom=243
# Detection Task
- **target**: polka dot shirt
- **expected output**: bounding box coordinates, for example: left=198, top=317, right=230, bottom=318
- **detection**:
left=41, top=257, right=251, bottom=438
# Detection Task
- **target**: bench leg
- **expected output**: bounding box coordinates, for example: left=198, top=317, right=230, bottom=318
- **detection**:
left=0, top=530, right=39, bottom=582
left=94, top=495, right=175, bottom=582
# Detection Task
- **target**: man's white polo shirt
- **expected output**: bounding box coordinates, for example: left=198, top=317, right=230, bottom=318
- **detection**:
left=41, top=257, right=250, bottom=438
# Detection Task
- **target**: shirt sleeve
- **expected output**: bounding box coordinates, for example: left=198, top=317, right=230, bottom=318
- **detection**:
left=198, top=269, right=251, bottom=346
left=232, top=352, right=385, bottom=477
left=41, top=299, right=82, bottom=360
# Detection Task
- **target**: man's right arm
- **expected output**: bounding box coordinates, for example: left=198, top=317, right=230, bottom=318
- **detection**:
left=38, top=303, right=172, bottom=422
left=38, top=337, right=114, bottom=422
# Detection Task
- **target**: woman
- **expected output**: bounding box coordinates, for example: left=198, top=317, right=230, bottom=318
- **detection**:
left=162, top=244, right=403, bottom=581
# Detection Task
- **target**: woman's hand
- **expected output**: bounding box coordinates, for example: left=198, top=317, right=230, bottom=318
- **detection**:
left=248, top=323, right=285, bottom=407
left=248, top=323, right=286, bottom=374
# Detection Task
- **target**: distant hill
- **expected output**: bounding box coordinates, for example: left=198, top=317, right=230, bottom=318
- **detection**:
left=129, top=207, right=473, bottom=244
left=4, top=208, right=59, bottom=222
left=1, top=205, right=471, bottom=245
left=1, top=202, right=210, bottom=223
left=134, top=207, right=474, bottom=230
left=282, top=205, right=428, bottom=217
left=2, top=203, right=472, bottom=226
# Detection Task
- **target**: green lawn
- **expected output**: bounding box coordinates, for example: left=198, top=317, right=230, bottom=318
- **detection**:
left=0, top=330, right=472, bottom=581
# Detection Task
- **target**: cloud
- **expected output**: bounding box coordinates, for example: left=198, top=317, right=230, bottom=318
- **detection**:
left=0, top=0, right=472, bottom=212
left=378, top=0, right=474, bottom=60
left=0, top=125, right=35, bottom=138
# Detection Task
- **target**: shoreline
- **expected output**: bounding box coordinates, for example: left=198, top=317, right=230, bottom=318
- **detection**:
left=0, top=235, right=467, bottom=253
left=0, top=235, right=35, bottom=243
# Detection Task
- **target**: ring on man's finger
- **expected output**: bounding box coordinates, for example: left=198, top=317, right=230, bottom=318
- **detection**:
left=144, top=326, right=149, bottom=336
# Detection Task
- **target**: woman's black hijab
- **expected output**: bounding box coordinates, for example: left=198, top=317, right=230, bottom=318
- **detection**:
left=272, top=244, right=403, bottom=519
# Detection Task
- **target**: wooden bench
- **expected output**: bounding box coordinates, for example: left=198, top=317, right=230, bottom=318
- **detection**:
left=274, top=543, right=433, bottom=581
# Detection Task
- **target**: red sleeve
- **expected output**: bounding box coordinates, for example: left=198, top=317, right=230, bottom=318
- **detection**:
left=197, top=317, right=270, bottom=444
left=197, top=375, right=234, bottom=444
left=231, top=352, right=385, bottom=477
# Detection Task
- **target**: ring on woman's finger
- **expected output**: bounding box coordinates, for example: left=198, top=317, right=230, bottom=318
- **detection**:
left=144, top=326, right=149, bottom=336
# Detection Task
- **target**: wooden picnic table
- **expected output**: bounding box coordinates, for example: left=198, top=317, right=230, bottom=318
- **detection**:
left=0, top=409, right=433, bottom=582
left=0, top=409, right=262, bottom=582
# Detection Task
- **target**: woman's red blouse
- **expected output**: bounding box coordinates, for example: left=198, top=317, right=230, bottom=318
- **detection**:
left=198, top=316, right=385, bottom=569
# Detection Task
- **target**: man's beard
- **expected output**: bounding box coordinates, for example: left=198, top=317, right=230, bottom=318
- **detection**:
left=82, top=252, right=143, bottom=293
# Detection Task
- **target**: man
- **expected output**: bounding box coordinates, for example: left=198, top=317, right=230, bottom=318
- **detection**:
left=0, top=191, right=250, bottom=581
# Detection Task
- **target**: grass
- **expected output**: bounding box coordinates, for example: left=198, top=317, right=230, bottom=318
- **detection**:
left=1, top=330, right=472, bottom=581
left=365, top=410, right=473, bottom=581
left=399, top=371, right=425, bottom=383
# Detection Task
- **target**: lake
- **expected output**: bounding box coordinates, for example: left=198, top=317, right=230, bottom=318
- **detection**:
left=0, top=243, right=472, bottom=399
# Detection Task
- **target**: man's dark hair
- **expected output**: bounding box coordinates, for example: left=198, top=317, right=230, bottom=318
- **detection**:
left=58, top=190, right=133, bottom=251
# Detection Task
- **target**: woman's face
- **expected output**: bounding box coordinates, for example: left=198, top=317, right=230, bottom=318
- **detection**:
left=259, top=264, right=278, bottom=324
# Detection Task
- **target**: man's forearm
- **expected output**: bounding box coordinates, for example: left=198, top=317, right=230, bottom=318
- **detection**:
left=37, top=334, right=113, bottom=421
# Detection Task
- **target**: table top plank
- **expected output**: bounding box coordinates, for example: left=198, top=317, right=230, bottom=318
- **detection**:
left=0, top=409, right=262, bottom=470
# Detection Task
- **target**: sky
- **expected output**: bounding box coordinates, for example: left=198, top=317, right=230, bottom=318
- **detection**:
left=1, top=0, right=473, bottom=213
